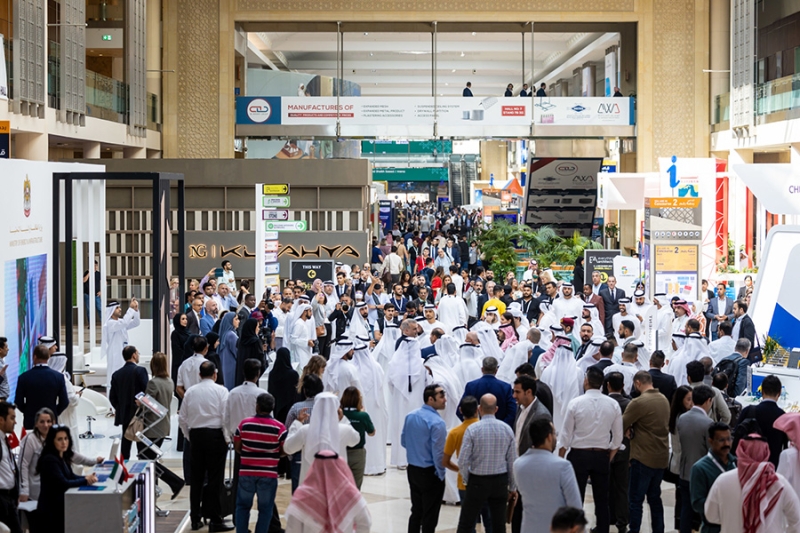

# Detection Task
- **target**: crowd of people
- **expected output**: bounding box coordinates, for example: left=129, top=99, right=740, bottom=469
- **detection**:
left=0, top=201, right=792, bottom=533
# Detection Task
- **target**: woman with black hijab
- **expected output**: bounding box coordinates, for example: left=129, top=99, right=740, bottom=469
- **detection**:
left=235, top=318, right=265, bottom=386
left=204, top=332, right=225, bottom=387
left=268, top=348, right=299, bottom=424
left=170, top=313, right=191, bottom=388
left=573, top=256, right=585, bottom=289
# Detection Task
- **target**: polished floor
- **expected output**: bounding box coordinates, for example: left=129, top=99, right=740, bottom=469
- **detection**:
left=67, top=412, right=679, bottom=533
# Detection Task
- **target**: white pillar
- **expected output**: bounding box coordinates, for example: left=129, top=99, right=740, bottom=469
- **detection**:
left=84, top=141, right=101, bottom=159
left=729, top=149, right=752, bottom=270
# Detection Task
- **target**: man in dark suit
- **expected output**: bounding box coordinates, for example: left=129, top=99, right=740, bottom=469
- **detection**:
left=186, top=296, right=203, bottom=335
left=459, top=356, right=516, bottom=426
left=676, top=385, right=714, bottom=532
left=14, top=344, right=68, bottom=430
left=648, top=351, right=677, bottom=403
left=733, top=300, right=757, bottom=353
left=515, top=283, right=540, bottom=325
left=737, top=275, right=754, bottom=299
left=599, top=276, right=625, bottom=335
left=334, top=271, right=355, bottom=301
left=704, top=283, right=734, bottom=341
left=109, top=345, right=149, bottom=460
left=510, top=374, right=552, bottom=533
left=739, top=374, right=787, bottom=467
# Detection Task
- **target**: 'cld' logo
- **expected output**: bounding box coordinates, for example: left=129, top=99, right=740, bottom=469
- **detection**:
left=555, top=163, right=578, bottom=175
left=247, top=98, right=272, bottom=123
left=597, top=103, right=621, bottom=114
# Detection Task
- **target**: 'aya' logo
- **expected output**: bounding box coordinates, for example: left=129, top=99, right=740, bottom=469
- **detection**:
left=247, top=98, right=272, bottom=123
left=23, top=176, right=31, bottom=217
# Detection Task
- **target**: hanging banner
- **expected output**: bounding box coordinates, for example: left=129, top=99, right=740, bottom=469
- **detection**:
left=604, top=49, right=617, bottom=97
left=0, top=35, right=8, bottom=101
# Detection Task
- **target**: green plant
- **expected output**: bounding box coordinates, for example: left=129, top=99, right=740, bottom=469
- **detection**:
left=604, top=223, right=619, bottom=240
left=474, top=220, right=522, bottom=278
left=762, top=335, right=781, bottom=365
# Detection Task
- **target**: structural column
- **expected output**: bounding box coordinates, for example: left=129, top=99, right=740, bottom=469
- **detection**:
left=14, top=132, right=48, bottom=160
left=83, top=141, right=101, bottom=158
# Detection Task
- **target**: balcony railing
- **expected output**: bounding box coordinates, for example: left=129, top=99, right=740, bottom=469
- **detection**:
left=42, top=40, right=160, bottom=129
left=755, top=73, right=800, bottom=117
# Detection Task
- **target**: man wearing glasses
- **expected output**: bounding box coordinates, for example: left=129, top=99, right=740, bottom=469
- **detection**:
left=401, top=384, right=448, bottom=533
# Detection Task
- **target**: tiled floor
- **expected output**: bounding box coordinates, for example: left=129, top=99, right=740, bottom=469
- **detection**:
left=69, top=414, right=678, bottom=533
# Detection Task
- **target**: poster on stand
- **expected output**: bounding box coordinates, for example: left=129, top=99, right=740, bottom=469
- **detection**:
left=584, top=250, right=620, bottom=286
left=613, top=256, right=641, bottom=293
left=653, top=245, right=699, bottom=300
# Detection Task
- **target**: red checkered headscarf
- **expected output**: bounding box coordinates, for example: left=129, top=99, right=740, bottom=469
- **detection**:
left=738, top=435, right=784, bottom=533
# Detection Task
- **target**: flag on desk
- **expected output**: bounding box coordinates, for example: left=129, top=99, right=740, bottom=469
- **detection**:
left=109, top=455, right=132, bottom=485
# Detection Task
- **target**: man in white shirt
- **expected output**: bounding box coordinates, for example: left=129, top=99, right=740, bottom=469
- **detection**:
left=437, top=283, right=468, bottom=334
left=381, top=246, right=405, bottom=285
left=558, top=366, right=623, bottom=533
left=224, top=359, right=265, bottom=436
left=179, top=361, right=233, bottom=531
left=707, top=321, right=736, bottom=364
left=214, top=283, right=238, bottom=313
left=551, top=283, right=584, bottom=321
left=449, top=265, right=464, bottom=298
left=176, top=336, right=210, bottom=398
left=603, top=344, right=640, bottom=395
left=366, top=281, right=391, bottom=327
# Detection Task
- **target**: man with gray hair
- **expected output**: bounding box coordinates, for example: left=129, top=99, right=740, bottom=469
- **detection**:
left=459, top=356, right=517, bottom=426
left=714, top=337, right=752, bottom=397
left=457, top=394, right=518, bottom=533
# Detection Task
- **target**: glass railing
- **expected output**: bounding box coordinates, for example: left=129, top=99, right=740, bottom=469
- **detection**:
left=713, top=92, right=729, bottom=125
left=85, top=69, right=128, bottom=117
left=755, top=73, right=800, bottom=116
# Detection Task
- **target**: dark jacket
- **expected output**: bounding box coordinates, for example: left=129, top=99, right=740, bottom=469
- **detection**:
left=608, top=392, right=631, bottom=463
left=649, top=368, right=678, bottom=404
left=109, top=361, right=149, bottom=428
left=515, top=296, right=540, bottom=324
left=599, top=287, right=626, bottom=329
left=236, top=318, right=266, bottom=387
left=37, top=454, right=89, bottom=532
left=514, top=399, right=551, bottom=455
left=676, top=407, right=712, bottom=480
left=739, top=400, right=788, bottom=467
left=463, top=87, right=473, bottom=97
left=15, top=365, right=69, bottom=429
left=186, top=310, right=201, bottom=335
left=736, top=314, right=756, bottom=349
left=460, top=374, right=517, bottom=426
left=535, top=380, right=554, bottom=417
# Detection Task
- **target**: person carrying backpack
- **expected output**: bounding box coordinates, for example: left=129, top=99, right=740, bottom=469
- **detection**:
left=712, top=373, right=742, bottom=427
left=713, top=338, right=752, bottom=397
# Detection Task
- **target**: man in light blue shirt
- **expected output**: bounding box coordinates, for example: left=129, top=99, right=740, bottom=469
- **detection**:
left=514, top=418, right=582, bottom=533
left=402, top=384, right=448, bottom=533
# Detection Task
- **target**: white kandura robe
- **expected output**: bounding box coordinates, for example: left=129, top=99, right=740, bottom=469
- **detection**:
left=496, top=340, right=534, bottom=384
left=352, top=346, right=388, bottom=475
left=102, top=308, right=140, bottom=392
left=540, top=346, right=583, bottom=436
left=653, top=306, right=674, bottom=355
left=387, top=338, right=427, bottom=468
left=612, top=312, right=641, bottom=345
left=437, top=296, right=469, bottom=334
left=290, top=318, right=314, bottom=369
left=551, top=296, right=584, bottom=322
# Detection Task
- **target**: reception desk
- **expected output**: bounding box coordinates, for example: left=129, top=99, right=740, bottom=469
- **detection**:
left=65, top=461, right=156, bottom=533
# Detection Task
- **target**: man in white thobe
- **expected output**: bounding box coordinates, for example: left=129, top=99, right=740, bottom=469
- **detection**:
left=540, top=338, right=583, bottom=436
left=626, top=290, right=653, bottom=324
left=387, top=320, right=427, bottom=468
left=349, top=302, right=371, bottom=340
left=351, top=337, right=388, bottom=475
left=436, top=284, right=468, bottom=334
left=551, top=283, right=584, bottom=321
left=102, top=299, right=140, bottom=393
left=324, top=339, right=361, bottom=398
left=707, top=321, right=736, bottom=364
left=612, top=299, right=641, bottom=345
left=419, top=304, right=446, bottom=338
left=652, top=293, right=674, bottom=355
left=289, top=303, right=314, bottom=368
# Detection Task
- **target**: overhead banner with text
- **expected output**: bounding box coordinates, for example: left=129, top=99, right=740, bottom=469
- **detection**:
left=236, top=96, right=634, bottom=129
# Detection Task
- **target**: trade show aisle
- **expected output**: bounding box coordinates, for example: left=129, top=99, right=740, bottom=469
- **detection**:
left=74, top=414, right=676, bottom=533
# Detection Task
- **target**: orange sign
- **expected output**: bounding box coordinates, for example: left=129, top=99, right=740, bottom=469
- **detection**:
left=647, top=197, right=701, bottom=208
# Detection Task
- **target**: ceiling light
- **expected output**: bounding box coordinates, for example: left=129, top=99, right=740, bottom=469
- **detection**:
left=371, top=69, right=376, bottom=72
left=375, top=82, right=378, bottom=86
left=471, top=32, right=476, bottom=36
left=445, top=82, right=449, bottom=86
left=363, top=32, right=368, bottom=36
left=369, top=52, right=374, bottom=56
left=460, top=52, right=465, bottom=57
left=451, top=69, right=456, bottom=73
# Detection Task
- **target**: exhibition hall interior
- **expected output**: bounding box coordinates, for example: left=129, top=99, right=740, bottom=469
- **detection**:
left=2, top=0, right=800, bottom=532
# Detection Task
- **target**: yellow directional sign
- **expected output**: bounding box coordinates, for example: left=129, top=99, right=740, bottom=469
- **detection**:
left=262, top=184, right=290, bottom=195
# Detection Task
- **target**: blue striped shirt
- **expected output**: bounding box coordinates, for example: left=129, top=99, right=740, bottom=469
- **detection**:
left=459, top=414, right=518, bottom=490
left=401, top=405, right=447, bottom=480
